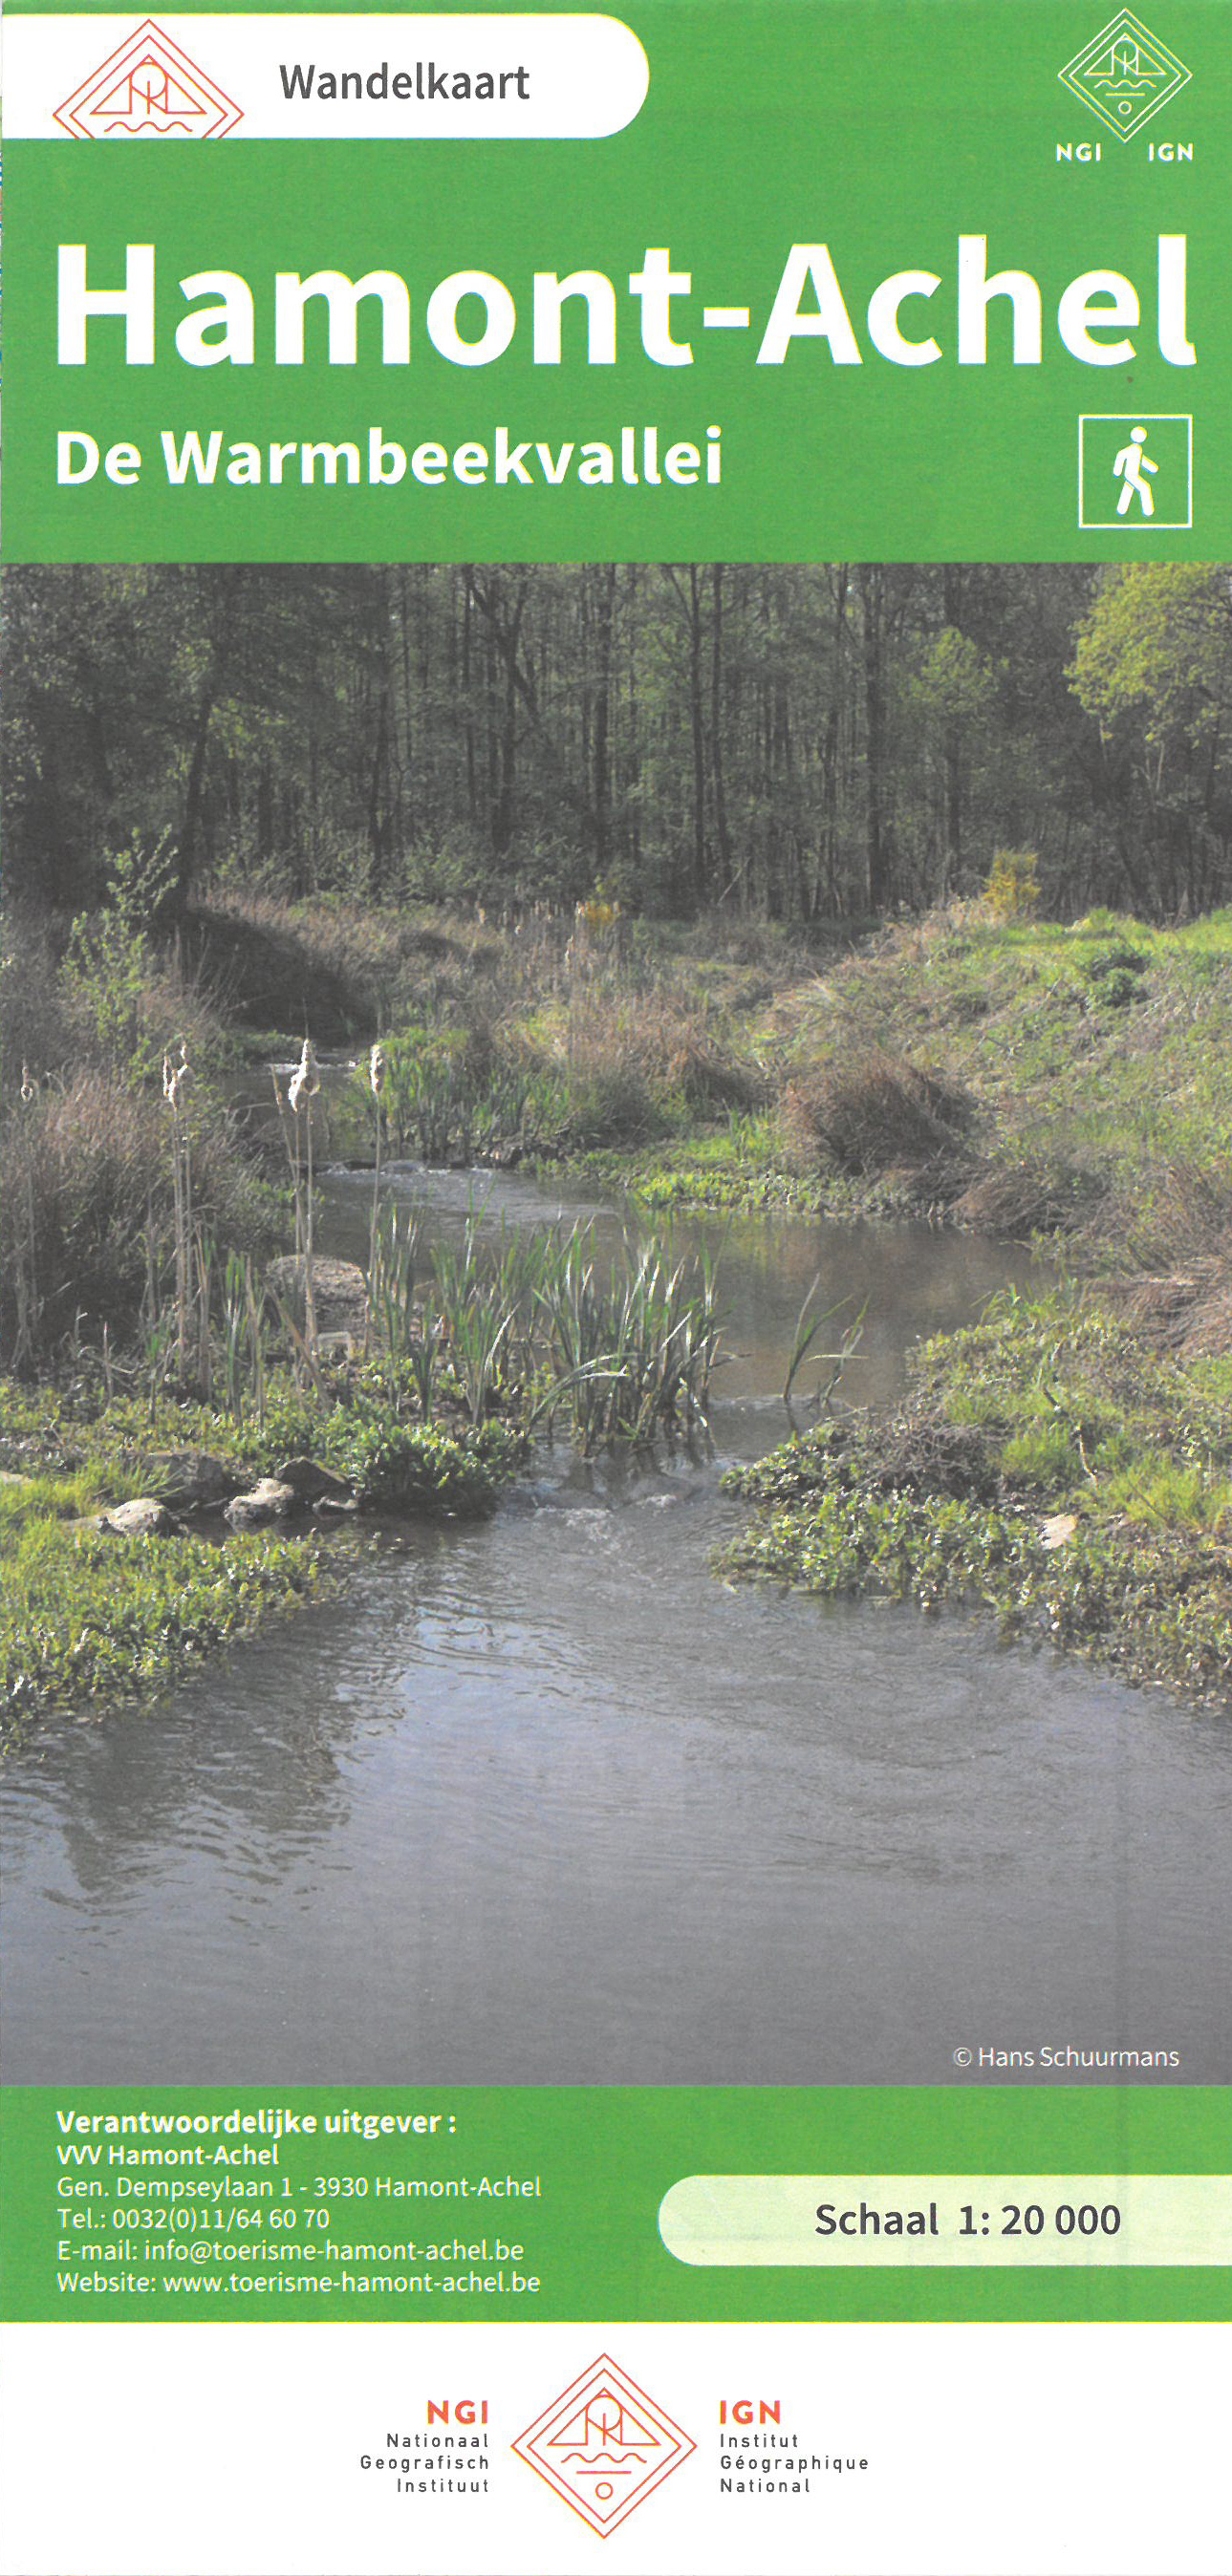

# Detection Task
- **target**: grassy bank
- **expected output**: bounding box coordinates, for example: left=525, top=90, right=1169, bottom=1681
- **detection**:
left=769, top=906, right=1232, bottom=1248
left=723, top=1287, right=1232, bottom=1704
left=707, top=908, right=1232, bottom=1706
left=0, top=1370, right=524, bottom=1743
left=593, top=906, right=1232, bottom=1246
left=1, top=1479, right=326, bottom=1743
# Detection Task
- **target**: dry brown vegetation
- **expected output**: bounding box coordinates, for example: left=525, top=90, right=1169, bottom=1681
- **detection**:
left=560, top=989, right=765, bottom=1119
left=947, top=1161, right=1098, bottom=1239
left=779, top=1044, right=977, bottom=1185
left=2, top=1072, right=270, bottom=1351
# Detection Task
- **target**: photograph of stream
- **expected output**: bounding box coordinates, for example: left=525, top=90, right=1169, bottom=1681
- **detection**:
left=3, top=561, right=1231, bottom=2088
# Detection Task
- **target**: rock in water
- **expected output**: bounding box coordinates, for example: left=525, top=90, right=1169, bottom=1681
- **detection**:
left=274, top=1457, right=354, bottom=1503
left=267, top=1255, right=369, bottom=1337
left=144, top=1449, right=241, bottom=1511
left=98, top=1497, right=185, bottom=1538
left=225, top=1478, right=298, bottom=1530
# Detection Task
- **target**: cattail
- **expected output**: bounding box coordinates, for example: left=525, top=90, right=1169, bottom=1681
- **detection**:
left=365, top=1044, right=387, bottom=1356
left=285, top=1039, right=320, bottom=1364
left=162, top=1046, right=193, bottom=1371
left=13, top=1062, right=41, bottom=1364
left=162, top=1043, right=192, bottom=1115
left=288, top=1038, right=320, bottom=1117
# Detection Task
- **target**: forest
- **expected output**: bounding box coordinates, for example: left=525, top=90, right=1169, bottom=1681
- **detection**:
left=7, top=559, right=1232, bottom=923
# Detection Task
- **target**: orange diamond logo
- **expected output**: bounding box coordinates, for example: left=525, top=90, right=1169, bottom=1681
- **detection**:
left=512, top=2352, right=694, bottom=2538
left=55, top=19, right=242, bottom=138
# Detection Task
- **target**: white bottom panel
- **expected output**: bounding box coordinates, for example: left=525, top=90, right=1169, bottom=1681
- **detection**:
left=0, top=2320, right=1225, bottom=2576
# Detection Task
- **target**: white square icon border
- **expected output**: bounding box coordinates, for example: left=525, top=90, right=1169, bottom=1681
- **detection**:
left=1078, top=413, right=1194, bottom=530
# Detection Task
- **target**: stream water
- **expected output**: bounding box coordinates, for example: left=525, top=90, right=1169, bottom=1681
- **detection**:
left=3, top=1170, right=1230, bottom=2085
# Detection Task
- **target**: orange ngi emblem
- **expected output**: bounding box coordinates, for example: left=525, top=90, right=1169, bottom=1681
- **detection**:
left=55, top=20, right=242, bottom=138
left=512, top=2352, right=695, bottom=2536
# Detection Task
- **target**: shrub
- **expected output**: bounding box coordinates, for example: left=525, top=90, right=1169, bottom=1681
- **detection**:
left=347, top=1422, right=500, bottom=1514
left=984, top=849, right=1041, bottom=922
left=561, top=1063, right=657, bottom=1148
left=1078, top=943, right=1148, bottom=1008
left=63, top=837, right=179, bottom=1082
left=949, top=1158, right=1099, bottom=1238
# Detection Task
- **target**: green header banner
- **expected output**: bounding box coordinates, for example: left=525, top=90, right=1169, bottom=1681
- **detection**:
left=3, top=1, right=1228, bottom=560
left=4, top=2085, right=1230, bottom=2325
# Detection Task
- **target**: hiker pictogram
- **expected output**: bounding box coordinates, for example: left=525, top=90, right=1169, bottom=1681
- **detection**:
left=1078, top=413, right=1192, bottom=531
left=1113, top=425, right=1158, bottom=517
left=55, top=19, right=242, bottom=139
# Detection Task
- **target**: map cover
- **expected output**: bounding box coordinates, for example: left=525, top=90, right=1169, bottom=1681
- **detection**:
left=0, top=5, right=1229, bottom=2570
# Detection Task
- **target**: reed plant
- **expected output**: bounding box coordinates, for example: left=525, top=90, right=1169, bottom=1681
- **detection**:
left=367, top=1200, right=420, bottom=1361
left=783, top=1277, right=868, bottom=1409
left=288, top=1039, right=321, bottom=1360
left=221, top=1250, right=268, bottom=1427
left=533, top=1225, right=724, bottom=1448
left=191, top=1228, right=214, bottom=1402
left=367, top=1042, right=386, bottom=1334
left=272, top=1039, right=323, bottom=1376
left=162, top=1044, right=194, bottom=1375
left=11, top=1065, right=40, bottom=1370
left=429, top=1220, right=517, bottom=1426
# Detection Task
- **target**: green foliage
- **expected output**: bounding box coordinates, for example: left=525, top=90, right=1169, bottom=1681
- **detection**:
left=1070, top=564, right=1231, bottom=756
left=912, top=626, right=997, bottom=731
left=1070, top=565, right=1232, bottom=913
left=0, top=1480, right=323, bottom=1743
left=64, top=836, right=178, bottom=1080
left=983, top=849, right=1040, bottom=923
left=345, top=1421, right=504, bottom=1515
left=1076, top=942, right=1148, bottom=1009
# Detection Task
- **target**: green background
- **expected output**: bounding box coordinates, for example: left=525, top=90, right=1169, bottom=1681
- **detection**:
left=4, top=2086, right=1230, bottom=2323
left=4, top=0, right=1229, bottom=560
left=4, top=6, right=1229, bottom=2344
